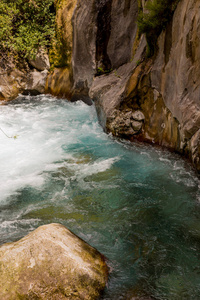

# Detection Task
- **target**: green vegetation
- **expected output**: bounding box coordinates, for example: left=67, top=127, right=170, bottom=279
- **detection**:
left=49, top=23, right=69, bottom=69
left=49, top=32, right=66, bottom=68
left=0, top=0, right=55, bottom=59
left=114, top=70, right=121, bottom=78
left=137, top=0, right=180, bottom=56
left=136, top=59, right=141, bottom=66
left=96, top=67, right=113, bottom=76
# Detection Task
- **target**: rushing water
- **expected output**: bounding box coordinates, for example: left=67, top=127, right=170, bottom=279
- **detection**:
left=0, top=95, right=200, bottom=299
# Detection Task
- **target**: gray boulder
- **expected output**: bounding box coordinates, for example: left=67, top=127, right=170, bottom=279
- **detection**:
left=29, top=48, right=50, bottom=71
left=23, top=69, right=48, bottom=95
left=0, top=223, right=108, bottom=299
left=24, top=69, right=48, bottom=95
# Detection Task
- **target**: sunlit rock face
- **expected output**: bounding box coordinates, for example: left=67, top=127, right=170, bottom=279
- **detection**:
left=0, top=66, right=27, bottom=101
left=45, top=67, right=73, bottom=99
left=46, top=0, right=76, bottom=98
left=0, top=223, right=108, bottom=300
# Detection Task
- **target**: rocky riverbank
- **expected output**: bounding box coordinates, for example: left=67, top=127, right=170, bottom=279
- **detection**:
left=1, top=0, right=199, bottom=171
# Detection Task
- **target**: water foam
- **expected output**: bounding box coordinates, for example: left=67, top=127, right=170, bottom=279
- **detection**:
left=0, top=96, right=99, bottom=203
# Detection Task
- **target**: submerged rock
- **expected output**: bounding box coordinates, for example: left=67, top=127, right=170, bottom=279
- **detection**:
left=0, top=223, right=108, bottom=299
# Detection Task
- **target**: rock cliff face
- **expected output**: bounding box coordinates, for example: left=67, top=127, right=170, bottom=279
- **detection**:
left=47, top=0, right=139, bottom=103
left=72, top=0, right=138, bottom=94
left=46, top=0, right=76, bottom=99
left=149, top=0, right=200, bottom=169
left=69, top=0, right=200, bottom=171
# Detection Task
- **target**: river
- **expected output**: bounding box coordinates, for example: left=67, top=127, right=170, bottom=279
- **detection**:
left=0, top=95, right=200, bottom=299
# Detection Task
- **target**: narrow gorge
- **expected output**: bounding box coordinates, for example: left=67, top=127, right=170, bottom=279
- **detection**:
left=1, top=0, right=199, bottom=171
left=0, top=0, right=200, bottom=299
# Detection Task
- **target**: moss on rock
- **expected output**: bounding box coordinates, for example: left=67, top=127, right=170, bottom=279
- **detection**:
left=0, top=223, right=108, bottom=299
left=49, top=0, right=76, bottom=68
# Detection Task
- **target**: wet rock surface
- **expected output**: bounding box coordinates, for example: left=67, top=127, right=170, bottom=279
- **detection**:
left=46, top=0, right=76, bottom=98
left=23, top=69, right=48, bottom=95
left=0, top=223, right=108, bottom=300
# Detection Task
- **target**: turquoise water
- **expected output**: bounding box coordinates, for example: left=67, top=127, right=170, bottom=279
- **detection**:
left=0, top=95, right=200, bottom=299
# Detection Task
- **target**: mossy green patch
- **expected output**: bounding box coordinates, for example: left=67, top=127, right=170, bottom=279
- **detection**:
left=137, top=0, right=180, bottom=56
left=49, top=0, right=76, bottom=69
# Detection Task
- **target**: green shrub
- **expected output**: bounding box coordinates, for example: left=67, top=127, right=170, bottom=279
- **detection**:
left=0, top=0, right=55, bottom=59
left=137, top=0, right=180, bottom=56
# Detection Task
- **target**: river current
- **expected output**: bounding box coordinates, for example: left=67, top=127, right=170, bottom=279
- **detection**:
left=0, top=95, right=200, bottom=299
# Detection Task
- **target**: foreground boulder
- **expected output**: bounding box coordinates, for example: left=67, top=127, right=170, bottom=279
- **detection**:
left=0, top=223, right=108, bottom=299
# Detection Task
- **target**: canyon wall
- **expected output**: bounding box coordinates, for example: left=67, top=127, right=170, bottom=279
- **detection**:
left=71, top=0, right=200, bottom=171
left=0, top=0, right=199, bottom=171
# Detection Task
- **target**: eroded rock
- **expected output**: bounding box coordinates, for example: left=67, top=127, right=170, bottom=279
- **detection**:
left=89, top=0, right=200, bottom=171
left=0, top=54, right=49, bottom=100
left=132, top=110, right=145, bottom=122
left=0, top=67, right=27, bottom=101
left=28, top=48, right=50, bottom=71
left=45, top=67, right=73, bottom=99
left=108, top=109, right=144, bottom=136
left=46, top=0, right=76, bottom=98
left=89, top=35, right=147, bottom=130
left=0, top=223, right=108, bottom=299
left=72, top=0, right=97, bottom=98
left=24, top=69, right=48, bottom=95
left=72, top=0, right=139, bottom=99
